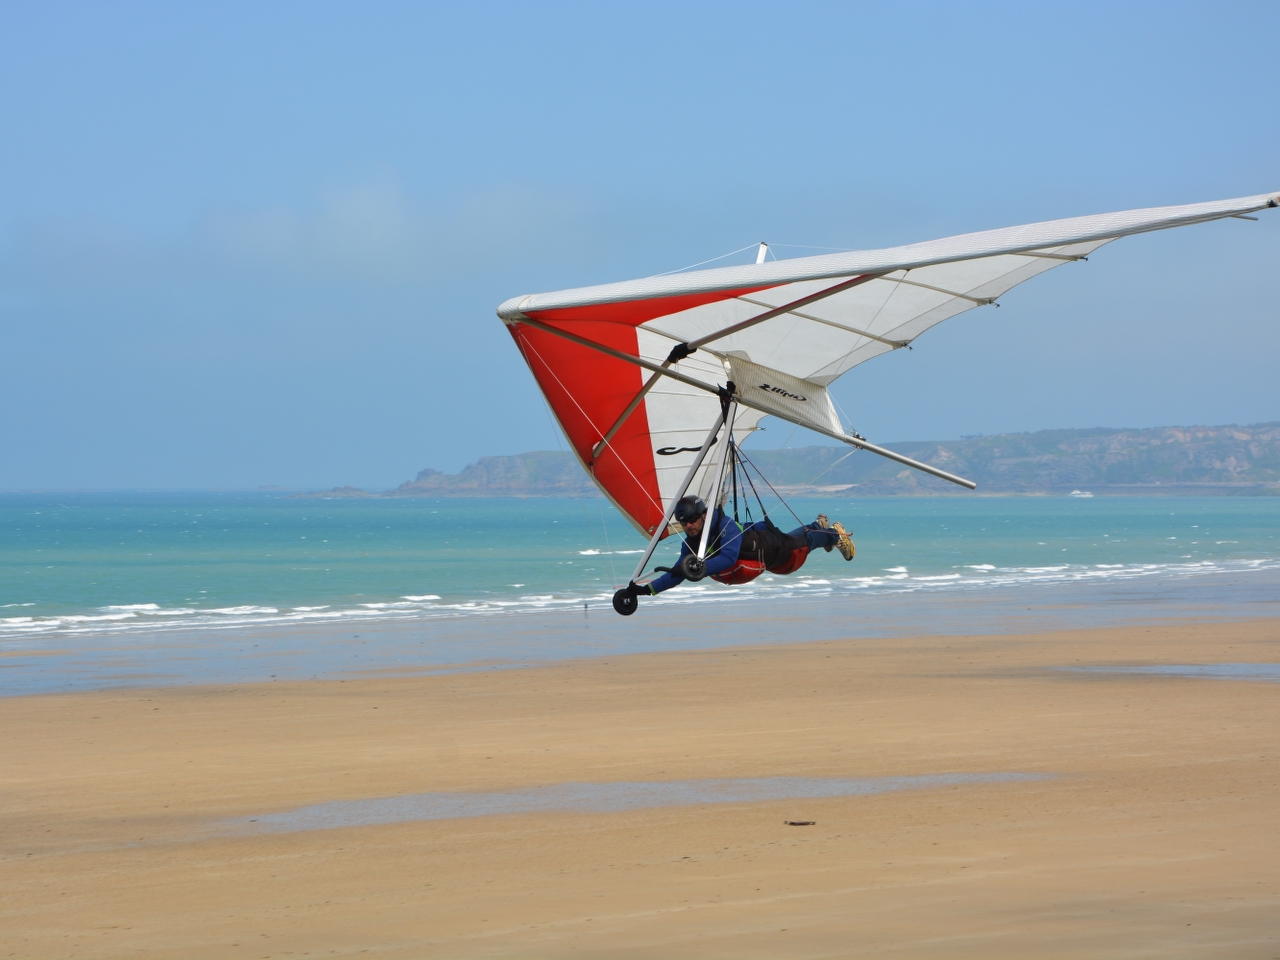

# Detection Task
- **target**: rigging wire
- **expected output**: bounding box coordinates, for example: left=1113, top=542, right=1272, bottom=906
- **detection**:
left=759, top=421, right=800, bottom=477
left=734, top=448, right=768, bottom=525
left=524, top=349, right=617, bottom=589
left=649, top=243, right=762, bottom=277
left=801, top=449, right=855, bottom=488
left=735, top=445, right=806, bottom=529
left=647, top=241, right=854, bottom=280
left=729, top=441, right=740, bottom=524
left=516, top=335, right=665, bottom=519
left=597, top=500, right=619, bottom=588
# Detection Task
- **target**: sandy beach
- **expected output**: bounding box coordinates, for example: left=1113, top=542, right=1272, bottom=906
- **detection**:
left=3, top=617, right=1278, bottom=958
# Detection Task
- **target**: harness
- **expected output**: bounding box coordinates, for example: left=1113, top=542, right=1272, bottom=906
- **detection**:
left=699, top=442, right=811, bottom=585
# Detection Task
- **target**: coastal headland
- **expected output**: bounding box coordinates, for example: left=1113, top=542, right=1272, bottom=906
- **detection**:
left=2, top=618, right=1277, bottom=958
left=297, top=422, right=1280, bottom=499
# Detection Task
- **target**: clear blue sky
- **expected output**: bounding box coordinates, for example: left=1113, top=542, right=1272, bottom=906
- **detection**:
left=2, top=1, right=1277, bottom=490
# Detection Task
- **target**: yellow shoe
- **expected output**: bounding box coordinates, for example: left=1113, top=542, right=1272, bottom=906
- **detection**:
left=832, top=521, right=855, bottom=561
left=815, top=514, right=834, bottom=552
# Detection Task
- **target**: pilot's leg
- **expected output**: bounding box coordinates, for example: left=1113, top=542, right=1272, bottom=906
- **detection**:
left=787, top=522, right=840, bottom=552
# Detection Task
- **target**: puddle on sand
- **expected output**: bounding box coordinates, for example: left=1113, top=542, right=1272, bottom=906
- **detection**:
left=229, top=772, right=1049, bottom=833
left=1062, top=663, right=1280, bottom=682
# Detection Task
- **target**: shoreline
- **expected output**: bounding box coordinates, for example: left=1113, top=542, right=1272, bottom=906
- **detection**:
left=2, top=617, right=1277, bottom=958
left=3, top=562, right=1280, bottom=697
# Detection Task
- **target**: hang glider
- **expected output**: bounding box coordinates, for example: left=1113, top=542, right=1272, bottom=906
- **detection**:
left=499, top=191, right=1278, bottom=552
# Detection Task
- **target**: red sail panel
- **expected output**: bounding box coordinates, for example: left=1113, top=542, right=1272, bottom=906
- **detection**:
left=509, top=321, right=665, bottom=533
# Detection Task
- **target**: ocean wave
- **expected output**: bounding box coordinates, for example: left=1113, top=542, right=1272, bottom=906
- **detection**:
left=2, top=556, right=1278, bottom=641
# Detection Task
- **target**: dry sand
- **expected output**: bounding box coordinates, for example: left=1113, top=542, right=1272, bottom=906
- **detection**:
left=2, top=618, right=1278, bottom=958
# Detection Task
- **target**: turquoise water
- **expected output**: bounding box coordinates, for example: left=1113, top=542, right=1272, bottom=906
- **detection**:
left=2, top=492, right=1279, bottom=640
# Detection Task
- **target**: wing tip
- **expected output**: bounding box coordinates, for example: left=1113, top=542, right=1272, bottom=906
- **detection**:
left=497, top=296, right=532, bottom=322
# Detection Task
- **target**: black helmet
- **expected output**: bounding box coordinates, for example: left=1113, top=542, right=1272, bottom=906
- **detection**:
left=673, top=495, right=707, bottom=524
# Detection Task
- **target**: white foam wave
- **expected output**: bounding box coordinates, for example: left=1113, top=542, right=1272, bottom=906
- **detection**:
left=3, top=557, right=1278, bottom=641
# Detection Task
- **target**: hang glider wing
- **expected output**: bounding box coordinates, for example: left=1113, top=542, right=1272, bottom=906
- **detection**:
left=499, top=191, right=1278, bottom=535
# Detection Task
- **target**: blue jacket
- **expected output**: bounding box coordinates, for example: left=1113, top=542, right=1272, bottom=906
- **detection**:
left=647, top=509, right=765, bottom=594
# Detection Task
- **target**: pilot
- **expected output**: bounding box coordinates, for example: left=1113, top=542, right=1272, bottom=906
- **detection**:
left=624, top=495, right=854, bottom=602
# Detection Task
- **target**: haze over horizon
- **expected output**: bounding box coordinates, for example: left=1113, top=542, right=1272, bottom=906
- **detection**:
left=3, top=2, right=1278, bottom=491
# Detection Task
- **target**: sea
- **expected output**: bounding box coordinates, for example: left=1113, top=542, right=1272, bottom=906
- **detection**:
left=2, top=492, right=1279, bottom=694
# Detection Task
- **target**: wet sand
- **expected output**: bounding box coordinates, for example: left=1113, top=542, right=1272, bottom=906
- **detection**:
left=2, top=618, right=1278, bottom=958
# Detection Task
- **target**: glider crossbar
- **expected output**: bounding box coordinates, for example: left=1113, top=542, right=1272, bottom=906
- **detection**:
left=1016, top=250, right=1089, bottom=262
left=737, top=297, right=911, bottom=349
left=687, top=272, right=886, bottom=349
left=591, top=338, right=695, bottom=460
left=879, top=274, right=998, bottom=306
left=592, top=370, right=663, bottom=460
left=512, top=316, right=723, bottom=398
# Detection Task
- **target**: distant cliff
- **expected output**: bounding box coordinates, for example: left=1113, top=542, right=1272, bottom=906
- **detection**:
left=295, top=422, right=1280, bottom=498
left=756, top=422, right=1280, bottom=495
left=387, top=451, right=597, bottom=497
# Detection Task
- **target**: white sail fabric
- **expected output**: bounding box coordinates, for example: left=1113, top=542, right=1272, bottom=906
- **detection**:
left=500, top=191, right=1278, bottom=534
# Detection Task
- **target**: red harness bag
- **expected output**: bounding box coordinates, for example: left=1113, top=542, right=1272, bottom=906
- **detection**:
left=766, top=546, right=811, bottom=576
left=710, top=558, right=767, bottom=585
left=711, top=545, right=811, bottom=584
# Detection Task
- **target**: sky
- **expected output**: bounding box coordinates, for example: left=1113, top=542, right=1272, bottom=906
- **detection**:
left=2, top=1, right=1278, bottom=490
